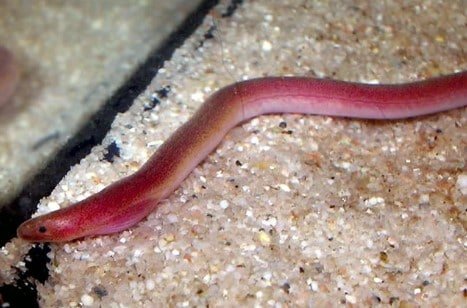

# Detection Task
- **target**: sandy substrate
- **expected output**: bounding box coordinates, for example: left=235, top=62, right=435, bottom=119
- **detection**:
left=0, top=0, right=202, bottom=206
left=2, top=0, right=466, bottom=306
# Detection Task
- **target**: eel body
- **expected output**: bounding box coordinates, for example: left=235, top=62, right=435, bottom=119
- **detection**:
left=0, top=46, right=19, bottom=107
left=18, top=72, right=467, bottom=242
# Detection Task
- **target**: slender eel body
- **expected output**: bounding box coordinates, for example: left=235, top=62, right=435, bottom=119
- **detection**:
left=18, top=72, right=467, bottom=242
left=0, top=46, right=19, bottom=107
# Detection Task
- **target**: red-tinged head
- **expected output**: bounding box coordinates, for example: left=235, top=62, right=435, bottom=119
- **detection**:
left=17, top=196, right=159, bottom=243
left=17, top=208, right=86, bottom=243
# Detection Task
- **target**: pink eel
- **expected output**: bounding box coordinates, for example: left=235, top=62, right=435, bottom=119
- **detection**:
left=0, top=46, right=19, bottom=108
left=17, top=71, right=467, bottom=242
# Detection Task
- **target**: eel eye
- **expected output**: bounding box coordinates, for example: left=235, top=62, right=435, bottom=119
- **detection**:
left=38, top=226, right=47, bottom=233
